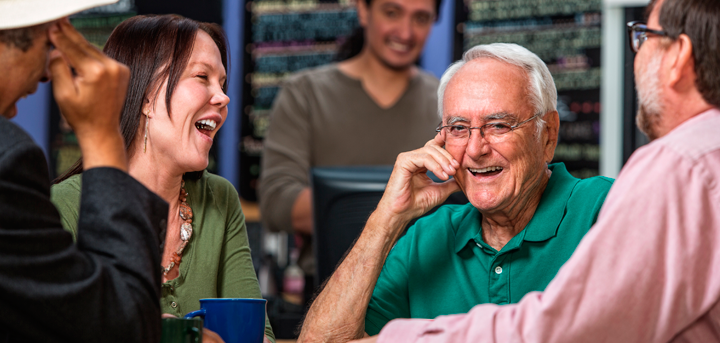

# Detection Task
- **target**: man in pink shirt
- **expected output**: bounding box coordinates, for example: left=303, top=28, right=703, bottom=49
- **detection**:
left=343, top=0, right=720, bottom=341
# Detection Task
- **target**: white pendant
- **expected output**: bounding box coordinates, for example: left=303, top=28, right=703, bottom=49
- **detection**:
left=181, top=223, right=193, bottom=241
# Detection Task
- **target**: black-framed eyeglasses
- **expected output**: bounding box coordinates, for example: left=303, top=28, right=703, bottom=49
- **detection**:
left=436, top=113, right=540, bottom=146
left=627, top=21, right=670, bottom=53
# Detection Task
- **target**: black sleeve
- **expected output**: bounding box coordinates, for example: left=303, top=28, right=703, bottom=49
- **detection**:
left=0, top=129, right=167, bottom=343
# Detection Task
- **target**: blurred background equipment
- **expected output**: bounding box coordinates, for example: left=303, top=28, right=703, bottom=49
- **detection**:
left=239, top=0, right=358, bottom=201
left=311, top=166, right=468, bottom=288
left=455, top=0, right=603, bottom=179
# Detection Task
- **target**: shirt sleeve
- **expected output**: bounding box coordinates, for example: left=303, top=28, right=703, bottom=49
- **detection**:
left=215, top=179, right=276, bottom=342
left=378, top=143, right=720, bottom=343
left=0, top=135, right=167, bottom=342
left=50, top=177, right=82, bottom=241
left=258, top=77, right=312, bottom=233
left=365, top=234, right=412, bottom=335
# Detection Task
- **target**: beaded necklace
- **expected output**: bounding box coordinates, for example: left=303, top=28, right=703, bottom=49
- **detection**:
left=161, top=180, right=193, bottom=276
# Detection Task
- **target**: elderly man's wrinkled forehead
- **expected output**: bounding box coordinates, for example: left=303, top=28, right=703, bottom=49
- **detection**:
left=442, top=57, right=533, bottom=121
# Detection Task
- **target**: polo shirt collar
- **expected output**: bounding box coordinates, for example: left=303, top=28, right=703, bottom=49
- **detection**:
left=453, top=163, right=579, bottom=253
left=523, top=163, right=578, bottom=241
left=454, top=204, right=483, bottom=253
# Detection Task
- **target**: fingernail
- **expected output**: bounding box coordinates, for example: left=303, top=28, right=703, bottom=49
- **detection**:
left=448, top=164, right=454, bottom=171
left=442, top=171, right=448, bottom=178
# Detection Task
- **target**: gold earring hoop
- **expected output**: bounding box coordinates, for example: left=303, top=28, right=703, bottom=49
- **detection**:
left=143, top=111, right=150, bottom=153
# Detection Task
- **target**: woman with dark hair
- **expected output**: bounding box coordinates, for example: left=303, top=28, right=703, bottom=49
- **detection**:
left=50, top=14, right=274, bottom=341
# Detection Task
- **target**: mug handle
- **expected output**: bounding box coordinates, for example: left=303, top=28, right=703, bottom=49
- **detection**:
left=184, top=309, right=206, bottom=319
left=187, top=327, right=201, bottom=343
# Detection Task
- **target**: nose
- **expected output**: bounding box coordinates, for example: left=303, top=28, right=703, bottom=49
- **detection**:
left=464, top=131, right=492, bottom=160
left=396, top=15, right=413, bottom=41
left=39, top=68, right=51, bottom=83
left=211, top=89, right=230, bottom=108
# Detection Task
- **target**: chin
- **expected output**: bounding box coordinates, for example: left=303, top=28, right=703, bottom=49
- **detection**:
left=636, top=106, right=662, bottom=141
left=183, top=158, right=209, bottom=173
left=466, top=190, right=503, bottom=213
left=378, top=54, right=417, bottom=71
left=2, top=105, right=17, bottom=119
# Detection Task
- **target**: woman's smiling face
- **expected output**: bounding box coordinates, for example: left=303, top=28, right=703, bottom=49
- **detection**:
left=144, top=30, right=229, bottom=173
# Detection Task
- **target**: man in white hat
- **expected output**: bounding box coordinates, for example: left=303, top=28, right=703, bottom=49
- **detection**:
left=0, top=1, right=169, bottom=342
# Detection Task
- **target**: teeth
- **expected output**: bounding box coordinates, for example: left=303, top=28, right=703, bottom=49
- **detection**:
left=195, top=119, right=217, bottom=131
left=469, top=166, right=503, bottom=174
left=388, top=41, right=409, bottom=52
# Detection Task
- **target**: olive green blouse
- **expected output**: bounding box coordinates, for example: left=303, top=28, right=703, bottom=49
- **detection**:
left=51, top=171, right=275, bottom=342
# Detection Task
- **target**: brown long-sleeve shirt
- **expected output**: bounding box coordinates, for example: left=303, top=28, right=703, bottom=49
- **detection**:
left=258, top=64, right=440, bottom=273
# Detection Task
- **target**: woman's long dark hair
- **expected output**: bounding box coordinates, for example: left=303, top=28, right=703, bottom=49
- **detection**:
left=55, top=14, right=229, bottom=184
left=335, top=0, right=443, bottom=61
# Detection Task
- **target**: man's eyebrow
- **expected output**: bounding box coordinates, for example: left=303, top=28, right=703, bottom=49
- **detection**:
left=446, top=112, right=517, bottom=125
left=380, top=2, right=402, bottom=9
left=483, top=112, right=518, bottom=121
left=446, top=116, right=470, bottom=125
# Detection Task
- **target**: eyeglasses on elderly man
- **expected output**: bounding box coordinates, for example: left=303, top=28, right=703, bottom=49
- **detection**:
left=436, top=112, right=543, bottom=146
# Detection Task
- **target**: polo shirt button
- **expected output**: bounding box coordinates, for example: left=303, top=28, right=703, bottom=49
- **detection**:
left=495, top=266, right=503, bottom=274
left=171, top=301, right=177, bottom=308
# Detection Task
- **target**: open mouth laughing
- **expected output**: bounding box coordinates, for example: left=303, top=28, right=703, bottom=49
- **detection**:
left=388, top=40, right=411, bottom=53
left=195, top=119, right=218, bottom=138
left=469, top=166, right=503, bottom=177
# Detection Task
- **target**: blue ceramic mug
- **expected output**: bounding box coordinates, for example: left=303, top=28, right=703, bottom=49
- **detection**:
left=184, top=298, right=266, bottom=343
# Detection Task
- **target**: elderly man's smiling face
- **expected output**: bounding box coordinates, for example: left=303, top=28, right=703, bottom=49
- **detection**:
left=442, top=58, right=556, bottom=214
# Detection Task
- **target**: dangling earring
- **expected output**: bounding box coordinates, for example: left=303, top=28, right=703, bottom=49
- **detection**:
left=143, top=111, right=150, bottom=153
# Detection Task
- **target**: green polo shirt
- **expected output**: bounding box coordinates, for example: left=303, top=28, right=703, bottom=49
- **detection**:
left=364, top=163, right=613, bottom=335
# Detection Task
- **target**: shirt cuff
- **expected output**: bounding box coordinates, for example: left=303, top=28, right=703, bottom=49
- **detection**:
left=377, top=318, right=436, bottom=343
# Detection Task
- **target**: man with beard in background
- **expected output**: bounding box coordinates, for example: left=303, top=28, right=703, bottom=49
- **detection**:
left=347, top=0, right=720, bottom=341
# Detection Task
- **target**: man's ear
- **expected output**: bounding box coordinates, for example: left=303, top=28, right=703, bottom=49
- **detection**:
left=667, top=34, right=696, bottom=92
left=357, top=0, right=369, bottom=28
left=543, top=110, right=560, bottom=164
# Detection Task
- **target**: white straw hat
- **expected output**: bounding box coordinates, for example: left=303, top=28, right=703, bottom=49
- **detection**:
left=0, top=0, right=119, bottom=30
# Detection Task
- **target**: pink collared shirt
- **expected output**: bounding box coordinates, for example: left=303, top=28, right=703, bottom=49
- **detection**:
left=378, top=108, right=720, bottom=343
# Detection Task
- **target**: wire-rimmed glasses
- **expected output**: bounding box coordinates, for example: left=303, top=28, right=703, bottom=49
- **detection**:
left=626, top=21, right=670, bottom=53
left=436, top=113, right=540, bottom=146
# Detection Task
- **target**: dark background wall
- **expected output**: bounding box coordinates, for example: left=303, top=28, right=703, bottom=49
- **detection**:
left=136, top=0, right=223, bottom=24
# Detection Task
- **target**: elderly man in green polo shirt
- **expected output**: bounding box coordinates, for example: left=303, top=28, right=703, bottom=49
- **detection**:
left=297, top=43, right=614, bottom=342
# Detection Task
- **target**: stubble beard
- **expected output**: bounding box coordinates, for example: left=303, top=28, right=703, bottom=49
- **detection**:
left=635, top=52, right=665, bottom=141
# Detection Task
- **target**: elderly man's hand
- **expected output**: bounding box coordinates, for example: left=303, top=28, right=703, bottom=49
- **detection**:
left=375, top=133, right=461, bottom=224
left=48, top=18, right=130, bottom=172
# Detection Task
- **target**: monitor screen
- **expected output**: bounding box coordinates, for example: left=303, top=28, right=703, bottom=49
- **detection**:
left=311, top=166, right=467, bottom=287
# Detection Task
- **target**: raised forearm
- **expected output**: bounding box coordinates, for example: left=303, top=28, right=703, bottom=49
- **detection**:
left=300, top=137, right=460, bottom=343
left=298, top=210, right=410, bottom=343
left=76, top=128, right=128, bottom=172
left=291, top=188, right=313, bottom=235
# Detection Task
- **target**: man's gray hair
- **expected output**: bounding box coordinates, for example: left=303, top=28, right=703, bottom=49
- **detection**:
left=437, top=43, right=557, bottom=134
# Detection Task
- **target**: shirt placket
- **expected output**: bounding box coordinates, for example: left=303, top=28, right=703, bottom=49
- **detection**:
left=162, top=282, right=182, bottom=316
left=475, top=241, right=511, bottom=304
left=487, top=252, right=510, bottom=304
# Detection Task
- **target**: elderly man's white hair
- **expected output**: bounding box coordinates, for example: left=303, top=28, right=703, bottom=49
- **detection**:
left=437, top=43, right=557, bottom=135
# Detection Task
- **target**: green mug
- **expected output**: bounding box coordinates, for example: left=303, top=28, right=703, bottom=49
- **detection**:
left=161, top=317, right=203, bottom=343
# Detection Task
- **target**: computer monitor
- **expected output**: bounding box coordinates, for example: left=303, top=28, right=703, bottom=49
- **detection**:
left=311, top=166, right=468, bottom=287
